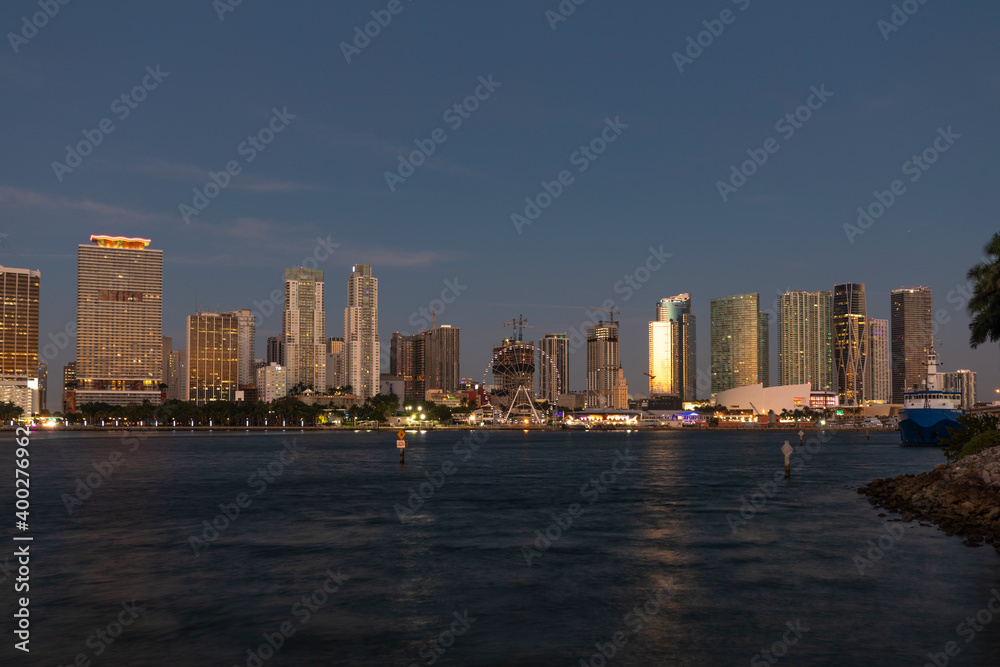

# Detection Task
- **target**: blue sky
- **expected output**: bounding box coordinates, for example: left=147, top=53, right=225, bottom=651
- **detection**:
left=3, top=0, right=998, bottom=408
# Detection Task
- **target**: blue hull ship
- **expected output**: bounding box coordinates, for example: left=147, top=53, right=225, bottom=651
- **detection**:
left=898, top=407, right=963, bottom=445
left=898, top=348, right=964, bottom=446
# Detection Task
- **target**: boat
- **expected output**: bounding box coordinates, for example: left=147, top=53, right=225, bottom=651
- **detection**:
left=898, top=348, right=963, bottom=445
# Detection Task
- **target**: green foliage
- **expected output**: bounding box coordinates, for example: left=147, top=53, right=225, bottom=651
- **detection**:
left=967, top=232, right=1000, bottom=348
left=65, top=397, right=324, bottom=427
left=0, top=401, right=25, bottom=422
left=347, top=394, right=401, bottom=423
left=956, top=431, right=1000, bottom=461
left=942, top=414, right=1000, bottom=463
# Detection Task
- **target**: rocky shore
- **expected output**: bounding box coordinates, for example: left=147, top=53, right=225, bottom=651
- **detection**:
left=859, top=446, right=1000, bottom=553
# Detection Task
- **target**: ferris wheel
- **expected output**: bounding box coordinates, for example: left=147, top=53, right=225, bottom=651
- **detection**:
left=482, top=340, right=560, bottom=424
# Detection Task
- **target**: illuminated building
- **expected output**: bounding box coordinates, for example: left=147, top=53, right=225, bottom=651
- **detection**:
left=257, top=362, right=288, bottom=402
left=186, top=311, right=239, bottom=404
left=327, top=336, right=345, bottom=391
left=38, top=360, right=47, bottom=412
left=422, top=325, right=460, bottom=392
left=266, top=336, right=285, bottom=366
left=586, top=323, right=619, bottom=408
left=942, top=370, right=976, bottom=411
left=166, top=349, right=185, bottom=401
left=613, top=365, right=628, bottom=410
left=710, top=293, right=768, bottom=394
left=390, top=332, right=424, bottom=403
left=344, top=264, right=379, bottom=400
left=833, top=282, right=868, bottom=406
left=891, top=287, right=933, bottom=403
left=233, top=309, right=256, bottom=388
left=284, top=268, right=326, bottom=391
left=869, top=318, right=891, bottom=403
left=76, top=236, right=162, bottom=406
left=648, top=294, right=696, bottom=401
left=777, top=291, right=833, bottom=391
left=62, top=361, right=76, bottom=413
left=540, top=333, right=568, bottom=403
left=0, top=264, right=40, bottom=415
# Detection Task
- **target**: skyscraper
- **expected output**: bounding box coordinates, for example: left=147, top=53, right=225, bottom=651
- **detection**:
left=38, top=360, right=47, bottom=412
left=648, top=294, right=696, bottom=400
left=869, top=318, right=891, bottom=403
left=266, top=335, right=285, bottom=366
left=390, top=332, right=424, bottom=403
left=76, top=235, right=162, bottom=406
left=0, top=265, right=40, bottom=416
left=186, top=311, right=239, bottom=404
left=942, top=370, right=976, bottom=411
left=710, top=293, right=768, bottom=394
left=891, top=287, right=933, bottom=402
left=422, top=325, right=460, bottom=392
left=162, top=336, right=172, bottom=392
left=613, top=365, right=628, bottom=410
left=540, top=333, right=569, bottom=404
left=777, top=291, right=833, bottom=391
left=62, top=361, right=76, bottom=413
left=166, top=349, right=185, bottom=401
left=327, top=336, right=345, bottom=391
left=833, top=283, right=868, bottom=406
left=233, top=309, right=256, bottom=388
left=344, top=264, right=379, bottom=400
left=586, top=322, right=619, bottom=408
left=283, top=268, right=325, bottom=391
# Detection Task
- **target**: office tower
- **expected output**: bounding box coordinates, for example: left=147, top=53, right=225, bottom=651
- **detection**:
left=710, top=293, right=768, bottom=394
left=390, top=332, right=425, bottom=404
left=540, top=333, right=569, bottom=403
left=166, top=349, right=185, bottom=401
left=833, top=283, right=868, bottom=406
left=62, top=361, right=76, bottom=413
left=76, top=236, right=162, bottom=406
left=869, top=318, right=891, bottom=403
left=422, top=325, right=460, bottom=392
left=233, top=309, right=256, bottom=388
left=586, top=322, right=619, bottom=408
left=891, top=287, right=933, bottom=402
left=648, top=294, right=697, bottom=400
left=344, top=264, right=379, bottom=400
left=283, top=268, right=325, bottom=391
left=613, top=365, right=628, bottom=410
left=327, top=337, right=345, bottom=391
left=257, top=362, right=288, bottom=403
left=186, top=311, right=239, bottom=404
left=266, top=336, right=285, bottom=366
left=777, top=291, right=833, bottom=391
left=942, top=370, right=976, bottom=411
left=37, top=360, right=47, bottom=412
left=0, top=265, right=40, bottom=416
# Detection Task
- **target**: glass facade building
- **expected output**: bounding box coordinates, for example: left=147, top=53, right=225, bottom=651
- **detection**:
left=777, top=291, right=833, bottom=391
left=833, top=282, right=868, bottom=406
left=890, top=286, right=933, bottom=403
left=710, top=293, right=768, bottom=394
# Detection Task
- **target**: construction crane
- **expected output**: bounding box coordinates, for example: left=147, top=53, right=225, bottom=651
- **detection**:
left=503, top=314, right=533, bottom=342
left=587, top=305, right=620, bottom=326
left=643, top=372, right=655, bottom=380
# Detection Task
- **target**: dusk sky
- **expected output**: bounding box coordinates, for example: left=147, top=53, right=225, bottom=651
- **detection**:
left=3, top=0, right=998, bottom=409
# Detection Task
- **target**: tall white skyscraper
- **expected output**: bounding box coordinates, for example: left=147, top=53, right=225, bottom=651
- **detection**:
left=868, top=318, right=891, bottom=403
left=283, top=268, right=326, bottom=391
left=344, top=264, right=379, bottom=400
left=777, top=291, right=833, bottom=391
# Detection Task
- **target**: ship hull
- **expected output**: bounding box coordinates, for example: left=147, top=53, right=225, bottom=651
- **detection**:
left=898, top=408, right=963, bottom=445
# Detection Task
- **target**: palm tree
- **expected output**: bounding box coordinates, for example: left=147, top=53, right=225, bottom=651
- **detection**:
left=968, top=232, right=1000, bottom=348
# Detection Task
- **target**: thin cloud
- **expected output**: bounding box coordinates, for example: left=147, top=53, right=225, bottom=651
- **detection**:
left=133, top=158, right=322, bottom=194
left=0, top=184, right=172, bottom=225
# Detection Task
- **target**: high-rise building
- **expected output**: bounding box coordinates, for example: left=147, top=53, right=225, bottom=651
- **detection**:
left=344, top=264, right=379, bottom=400
left=62, top=361, right=76, bottom=413
left=586, top=322, right=619, bottom=408
left=390, top=332, right=425, bottom=404
left=76, top=236, right=162, bottom=406
left=942, top=369, right=977, bottom=411
left=233, top=309, right=256, bottom=388
left=0, top=265, right=40, bottom=416
left=37, top=360, right=47, bottom=412
left=869, top=318, right=891, bottom=403
left=266, top=336, right=285, bottom=366
left=186, top=311, right=239, bottom=404
left=257, top=362, right=288, bottom=403
left=326, top=337, right=345, bottom=391
left=648, top=294, right=697, bottom=400
left=422, top=325, right=460, bottom=392
left=891, top=287, right=933, bottom=403
left=777, top=291, right=833, bottom=391
left=613, top=365, right=628, bottom=410
left=161, top=336, right=172, bottom=392
left=166, top=349, right=185, bottom=401
left=540, top=333, right=569, bottom=403
left=833, top=283, right=868, bottom=406
left=710, top=293, right=768, bottom=394
left=283, top=268, right=325, bottom=391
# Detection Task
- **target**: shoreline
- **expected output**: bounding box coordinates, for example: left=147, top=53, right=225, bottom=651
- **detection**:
left=6, top=424, right=893, bottom=433
left=859, top=446, right=1000, bottom=554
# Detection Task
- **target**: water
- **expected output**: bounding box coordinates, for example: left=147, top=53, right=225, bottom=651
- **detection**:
left=5, top=428, right=1000, bottom=666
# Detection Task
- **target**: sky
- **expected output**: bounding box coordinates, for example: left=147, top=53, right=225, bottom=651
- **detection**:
left=2, top=0, right=999, bottom=411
